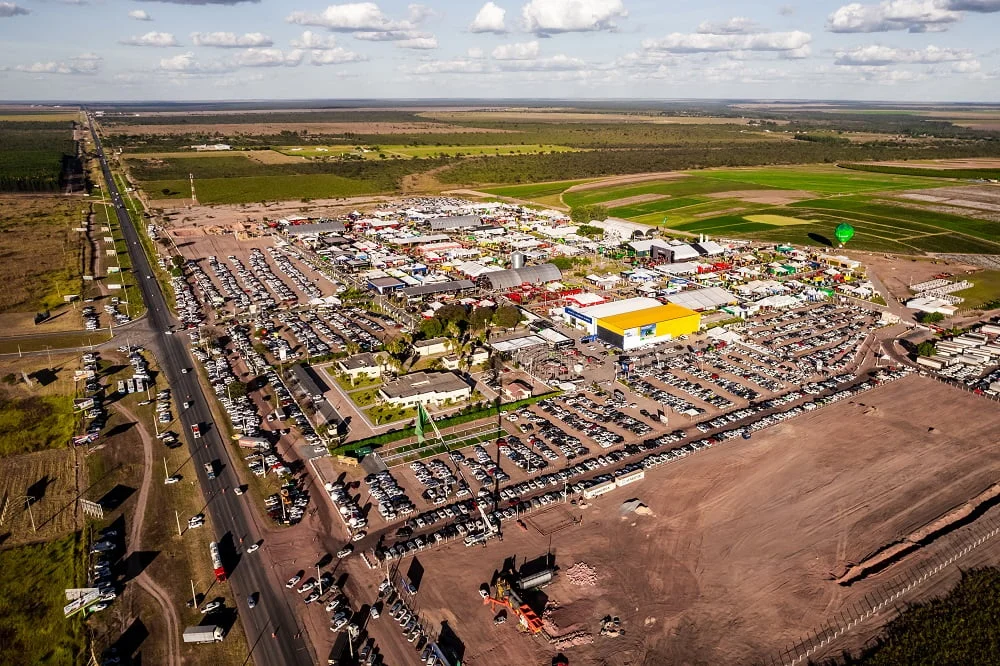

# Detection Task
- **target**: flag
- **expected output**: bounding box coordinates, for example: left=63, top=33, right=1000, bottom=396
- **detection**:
left=415, top=403, right=426, bottom=444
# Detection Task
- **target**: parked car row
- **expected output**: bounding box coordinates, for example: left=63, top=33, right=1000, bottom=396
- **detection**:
left=325, top=480, right=368, bottom=531
left=249, top=248, right=297, bottom=305
left=364, top=470, right=415, bottom=521
left=187, top=261, right=224, bottom=309
left=227, top=254, right=276, bottom=310
left=171, top=273, right=204, bottom=329
left=268, top=247, right=321, bottom=300
left=377, top=368, right=912, bottom=560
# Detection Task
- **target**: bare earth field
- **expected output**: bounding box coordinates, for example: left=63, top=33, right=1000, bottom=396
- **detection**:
left=419, top=111, right=774, bottom=125
left=873, top=158, right=1000, bottom=169
left=102, top=122, right=508, bottom=136
left=381, top=375, right=1000, bottom=666
left=564, top=172, right=689, bottom=192
left=0, top=448, right=80, bottom=547
left=601, top=193, right=670, bottom=208
left=860, top=253, right=979, bottom=302
left=706, top=189, right=816, bottom=204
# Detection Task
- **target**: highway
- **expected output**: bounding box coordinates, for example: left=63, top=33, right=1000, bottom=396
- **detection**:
left=88, top=117, right=313, bottom=666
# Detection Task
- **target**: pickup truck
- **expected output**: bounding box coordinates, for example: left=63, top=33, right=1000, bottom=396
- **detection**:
left=191, top=423, right=201, bottom=439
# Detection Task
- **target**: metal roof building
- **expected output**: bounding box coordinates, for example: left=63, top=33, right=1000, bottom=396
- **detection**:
left=429, top=215, right=484, bottom=231
left=479, top=263, right=562, bottom=290
left=400, top=280, right=476, bottom=298
left=666, top=286, right=739, bottom=311
left=285, top=221, right=346, bottom=235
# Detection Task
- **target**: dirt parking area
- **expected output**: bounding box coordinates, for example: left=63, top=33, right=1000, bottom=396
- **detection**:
left=368, top=375, right=1000, bottom=665
left=859, top=253, right=980, bottom=302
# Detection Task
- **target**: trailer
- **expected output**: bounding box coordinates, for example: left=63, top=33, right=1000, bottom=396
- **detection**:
left=183, top=625, right=224, bottom=644
left=210, top=542, right=226, bottom=582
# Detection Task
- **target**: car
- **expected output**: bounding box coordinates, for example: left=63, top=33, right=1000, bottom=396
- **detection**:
left=304, top=591, right=320, bottom=604
left=246, top=543, right=260, bottom=554
left=286, top=574, right=302, bottom=588
left=181, top=368, right=189, bottom=374
left=164, top=475, right=181, bottom=484
left=298, top=580, right=315, bottom=594
left=325, top=598, right=342, bottom=612
left=370, top=605, right=380, bottom=619
left=183, top=401, right=191, bottom=409
left=200, top=601, right=221, bottom=614
left=248, top=593, right=258, bottom=609
left=91, top=602, right=110, bottom=612
left=233, top=487, right=244, bottom=496
left=165, top=330, right=173, bottom=335
left=351, top=531, right=367, bottom=542
left=336, top=545, right=353, bottom=559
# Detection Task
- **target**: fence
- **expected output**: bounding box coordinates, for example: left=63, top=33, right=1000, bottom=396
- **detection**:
left=761, top=509, right=1000, bottom=666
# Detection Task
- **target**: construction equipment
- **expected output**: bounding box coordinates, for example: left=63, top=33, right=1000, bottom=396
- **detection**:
left=480, top=573, right=544, bottom=634
left=599, top=615, right=623, bottom=637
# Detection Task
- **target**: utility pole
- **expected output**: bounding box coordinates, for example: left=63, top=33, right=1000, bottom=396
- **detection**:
left=163, top=457, right=169, bottom=480
left=175, top=510, right=182, bottom=536
left=190, top=579, right=197, bottom=609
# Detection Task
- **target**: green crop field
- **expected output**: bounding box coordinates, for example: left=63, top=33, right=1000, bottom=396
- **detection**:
left=479, top=179, right=592, bottom=199
left=145, top=174, right=388, bottom=204
left=693, top=165, right=942, bottom=193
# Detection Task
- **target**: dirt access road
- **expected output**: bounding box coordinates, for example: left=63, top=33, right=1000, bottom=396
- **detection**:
left=116, top=402, right=182, bottom=666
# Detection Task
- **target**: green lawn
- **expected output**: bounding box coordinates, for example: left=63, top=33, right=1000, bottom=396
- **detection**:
left=692, top=165, right=945, bottom=194
left=481, top=179, right=593, bottom=199
left=0, top=534, right=87, bottom=665
left=562, top=177, right=752, bottom=208
left=954, top=270, right=1000, bottom=309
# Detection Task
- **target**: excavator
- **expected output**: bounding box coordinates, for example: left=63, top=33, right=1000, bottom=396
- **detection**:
left=480, top=575, right=544, bottom=634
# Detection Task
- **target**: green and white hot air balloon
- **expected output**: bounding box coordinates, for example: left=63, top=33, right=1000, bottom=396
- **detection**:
left=834, top=223, right=855, bottom=247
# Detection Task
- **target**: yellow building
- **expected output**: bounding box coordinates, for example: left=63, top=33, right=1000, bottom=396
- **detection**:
left=595, top=303, right=701, bottom=350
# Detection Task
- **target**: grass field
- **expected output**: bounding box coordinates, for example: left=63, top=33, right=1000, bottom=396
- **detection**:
left=954, top=271, right=1000, bottom=309
left=0, top=534, right=86, bottom=665
left=0, top=112, right=79, bottom=122
left=145, top=173, right=388, bottom=204
left=744, top=214, right=814, bottom=226
left=0, top=196, right=86, bottom=314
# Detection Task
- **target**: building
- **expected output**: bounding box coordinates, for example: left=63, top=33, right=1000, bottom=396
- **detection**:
left=479, top=263, right=562, bottom=290
left=336, top=353, right=384, bottom=383
left=666, top=286, right=739, bottom=311
left=503, top=379, right=533, bottom=401
left=285, top=221, right=346, bottom=236
left=379, top=372, right=471, bottom=407
left=442, top=348, right=490, bottom=370
left=414, top=337, right=450, bottom=357
left=429, top=215, right=484, bottom=231
left=562, top=297, right=662, bottom=335
left=367, top=276, right=406, bottom=294
left=595, top=303, right=701, bottom=351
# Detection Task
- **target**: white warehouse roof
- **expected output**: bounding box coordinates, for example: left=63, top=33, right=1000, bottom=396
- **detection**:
left=666, top=286, right=739, bottom=310
left=566, top=297, right=662, bottom=321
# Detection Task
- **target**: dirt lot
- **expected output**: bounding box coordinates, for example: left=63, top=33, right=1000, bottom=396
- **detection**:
left=600, top=193, right=670, bottom=208
left=564, top=172, right=689, bottom=193
left=356, top=375, right=1000, bottom=666
left=860, top=252, right=980, bottom=302
left=103, top=122, right=508, bottom=136
left=706, top=189, right=816, bottom=204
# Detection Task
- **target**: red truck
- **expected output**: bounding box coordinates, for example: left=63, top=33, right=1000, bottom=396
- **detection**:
left=191, top=423, right=201, bottom=439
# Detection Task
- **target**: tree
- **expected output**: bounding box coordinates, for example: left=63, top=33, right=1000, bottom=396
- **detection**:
left=570, top=204, right=609, bottom=225
left=226, top=380, right=248, bottom=399
left=418, top=317, right=443, bottom=339
left=493, top=305, right=522, bottom=330
left=919, top=311, right=945, bottom=324
left=576, top=224, right=604, bottom=238
left=916, top=341, right=937, bottom=357
left=436, top=304, right=469, bottom=325
left=469, top=306, right=495, bottom=331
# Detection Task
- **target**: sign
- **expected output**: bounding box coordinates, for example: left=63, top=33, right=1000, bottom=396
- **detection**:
left=278, top=347, right=287, bottom=362
left=64, top=589, right=101, bottom=617
left=64, top=294, right=79, bottom=302
left=79, top=498, right=104, bottom=519
left=65, top=587, right=99, bottom=601
left=563, top=307, right=592, bottom=325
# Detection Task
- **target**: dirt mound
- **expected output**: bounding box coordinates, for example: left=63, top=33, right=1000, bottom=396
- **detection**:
left=566, top=562, right=598, bottom=586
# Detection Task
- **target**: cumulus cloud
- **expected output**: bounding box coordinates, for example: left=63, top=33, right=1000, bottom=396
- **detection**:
left=286, top=2, right=413, bottom=31
left=412, top=58, right=490, bottom=75
left=231, top=48, right=303, bottom=67
left=491, top=40, right=540, bottom=59
left=834, top=43, right=974, bottom=64
left=16, top=53, right=101, bottom=75
left=467, top=47, right=484, bottom=58
left=129, top=9, right=152, bottom=20
left=497, top=53, right=586, bottom=71
left=310, top=47, right=368, bottom=64
left=944, top=0, right=1000, bottom=8
left=642, top=30, right=811, bottom=53
left=470, top=1, right=507, bottom=33
left=407, top=3, right=433, bottom=22
left=291, top=30, right=340, bottom=48
left=396, top=36, right=438, bottom=49
left=697, top=17, right=761, bottom=34
left=0, top=2, right=29, bottom=16
left=191, top=32, right=273, bottom=47
left=826, top=0, right=961, bottom=32
left=521, top=0, right=627, bottom=35
left=120, top=31, right=179, bottom=47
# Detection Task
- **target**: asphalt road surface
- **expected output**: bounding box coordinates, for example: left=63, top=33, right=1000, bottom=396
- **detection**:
left=88, top=117, right=313, bottom=666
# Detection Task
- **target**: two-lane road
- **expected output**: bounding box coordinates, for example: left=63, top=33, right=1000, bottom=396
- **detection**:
left=88, top=118, right=312, bottom=666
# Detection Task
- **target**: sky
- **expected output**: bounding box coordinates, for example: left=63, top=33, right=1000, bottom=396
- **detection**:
left=0, top=0, right=998, bottom=102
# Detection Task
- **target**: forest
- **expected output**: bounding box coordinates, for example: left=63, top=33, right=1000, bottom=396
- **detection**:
left=0, top=122, right=79, bottom=193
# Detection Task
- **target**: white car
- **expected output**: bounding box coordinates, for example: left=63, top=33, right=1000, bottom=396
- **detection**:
left=351, top=531, right=367, bottom=542
left=181, top=368, right=189, bottom=374
left=233, top=487, right=244, bottom=496
left=183, top=402, right=191, bottom=409
left=246, top=543, right=259, bottom=554
left=200, top=601, right=221, bottom=614
left=164, top=475, right=181, bottom=485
